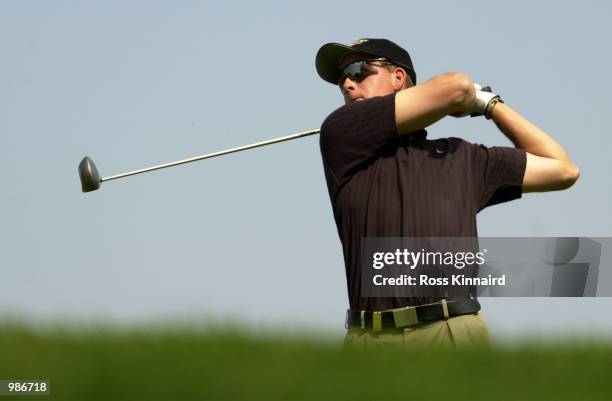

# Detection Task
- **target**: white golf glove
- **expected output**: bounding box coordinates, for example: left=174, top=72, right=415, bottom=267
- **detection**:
left=470, top=83, right=503, bottom=119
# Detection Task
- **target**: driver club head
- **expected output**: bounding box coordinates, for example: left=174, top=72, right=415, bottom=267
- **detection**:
left=78, top=156, right=101, bottom=192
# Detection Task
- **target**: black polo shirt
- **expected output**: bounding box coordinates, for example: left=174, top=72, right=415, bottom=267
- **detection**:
left=319, top=93, right=526, bottom=311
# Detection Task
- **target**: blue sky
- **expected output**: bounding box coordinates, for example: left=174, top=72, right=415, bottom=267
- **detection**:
left=1, top=1, right=611, bottom=342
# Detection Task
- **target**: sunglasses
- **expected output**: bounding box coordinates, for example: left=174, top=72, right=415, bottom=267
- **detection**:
left=338, top=58, right=390, bottom=87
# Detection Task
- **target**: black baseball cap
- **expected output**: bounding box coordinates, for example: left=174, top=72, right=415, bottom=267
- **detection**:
left=316, top=38, right=416, bottom=86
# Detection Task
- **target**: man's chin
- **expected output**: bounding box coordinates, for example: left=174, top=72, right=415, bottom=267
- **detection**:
left=344, top=97, right=364, bottom=105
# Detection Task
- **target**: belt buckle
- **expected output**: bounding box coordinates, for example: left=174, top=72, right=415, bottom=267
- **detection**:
left=391, top=306, right=419, bottom=328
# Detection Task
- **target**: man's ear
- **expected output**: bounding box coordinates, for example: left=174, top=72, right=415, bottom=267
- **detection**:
left=392, top=67, right=407, bottom=91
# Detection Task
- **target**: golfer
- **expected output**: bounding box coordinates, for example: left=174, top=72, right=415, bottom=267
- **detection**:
left=315, top=38, right=580, bottom=348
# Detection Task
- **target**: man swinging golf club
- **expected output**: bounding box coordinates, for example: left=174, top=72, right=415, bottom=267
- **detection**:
left=315, top=38, right=580, bottom=348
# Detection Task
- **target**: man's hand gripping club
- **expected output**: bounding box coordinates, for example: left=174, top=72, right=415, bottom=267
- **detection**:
left=469, top=84, right=503, bottom=119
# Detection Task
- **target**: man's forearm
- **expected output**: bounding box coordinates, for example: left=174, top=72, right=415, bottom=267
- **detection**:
left=490, top=102, right=580, bottom=191
left=395, top=72, right=475, bottom=134
left=490, top=103, right=571, bottom=161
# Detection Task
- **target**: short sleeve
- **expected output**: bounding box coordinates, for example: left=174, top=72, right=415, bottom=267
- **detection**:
left=471, top=144, right=527, bottom=211
left=319, top=93, right=398, bottom=195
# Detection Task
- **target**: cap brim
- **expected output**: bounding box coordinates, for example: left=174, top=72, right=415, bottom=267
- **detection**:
left=315, top=43, right=371, bottom=85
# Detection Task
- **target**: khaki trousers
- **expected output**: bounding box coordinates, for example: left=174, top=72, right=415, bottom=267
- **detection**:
left=343, top=312, right=491, bottom=350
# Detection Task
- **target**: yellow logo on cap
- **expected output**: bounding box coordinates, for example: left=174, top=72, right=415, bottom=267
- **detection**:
left=351, top=39, right=369, bottom=46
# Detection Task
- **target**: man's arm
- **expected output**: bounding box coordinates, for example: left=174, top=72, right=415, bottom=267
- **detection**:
left=489, top=103, right=580, bottom=192
left=394, top=72, right=476, bottom=134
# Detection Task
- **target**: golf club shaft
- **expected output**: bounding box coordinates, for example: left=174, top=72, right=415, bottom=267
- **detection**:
left=101, top=128, right=320, bottom=182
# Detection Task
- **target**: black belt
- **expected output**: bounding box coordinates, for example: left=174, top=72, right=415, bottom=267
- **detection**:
left=346, top=298, right=480, bottom=332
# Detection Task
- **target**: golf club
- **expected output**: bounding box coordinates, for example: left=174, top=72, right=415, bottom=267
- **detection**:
left=78, top=128, right=320, bottom=193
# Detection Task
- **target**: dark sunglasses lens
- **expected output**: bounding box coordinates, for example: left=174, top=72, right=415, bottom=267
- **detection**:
left=338, top=61, right=368, bottom=85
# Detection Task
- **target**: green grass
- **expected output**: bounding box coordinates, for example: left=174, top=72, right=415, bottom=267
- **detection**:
left=1, top=322, right=611, bottom=400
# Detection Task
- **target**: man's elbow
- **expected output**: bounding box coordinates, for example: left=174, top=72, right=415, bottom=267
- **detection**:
left=564, top=163, right=580, bottom=188
left=557, top=162, right=580, bottom=189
